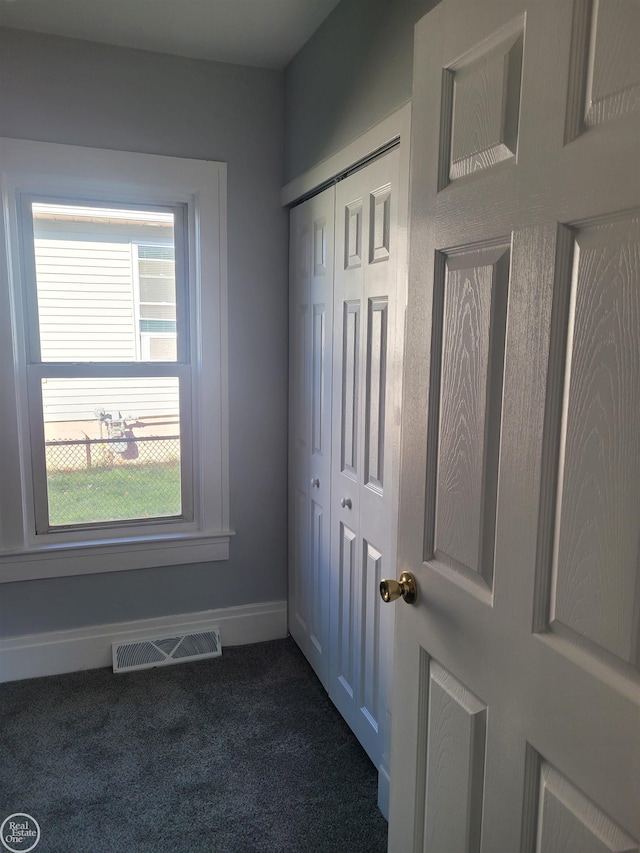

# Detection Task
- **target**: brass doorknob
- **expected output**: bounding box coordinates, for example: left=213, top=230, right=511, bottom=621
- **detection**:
left=380, top=571, right=417, bottom=604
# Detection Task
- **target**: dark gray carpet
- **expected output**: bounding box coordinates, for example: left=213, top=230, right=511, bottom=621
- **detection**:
left=0, top=637, right=388, bottom=852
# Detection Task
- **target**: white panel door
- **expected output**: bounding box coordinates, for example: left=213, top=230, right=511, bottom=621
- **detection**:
left=329, top=148, right=401, bottom=780
left=288, top=187, right=335, bottom=688
left=388, top=1, right=640, bottom=851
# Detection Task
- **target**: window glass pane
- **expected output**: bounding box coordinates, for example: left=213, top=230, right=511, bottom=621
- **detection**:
left=140, top=304, right=176, bottom=321
left=147, top=337, right=177, bottom=361
left=138, top=257, right=174, bottom=277
left=139, top=276, right=176, bottom=305
left=42, top=377, right=182, bottom=526
left=31, top=203, right=177, bottom=362
left=138, top=245, right=174, bottom=261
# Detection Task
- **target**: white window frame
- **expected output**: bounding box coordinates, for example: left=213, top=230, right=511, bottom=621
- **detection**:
left=0, top=138, right=231, bottom=582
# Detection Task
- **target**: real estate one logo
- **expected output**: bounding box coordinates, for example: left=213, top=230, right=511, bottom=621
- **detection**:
left=0, top=814, right=40, bottom=852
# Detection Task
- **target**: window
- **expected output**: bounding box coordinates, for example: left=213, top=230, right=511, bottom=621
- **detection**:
left=0, top=139, right=231, bottom=582
left=136, top=243, right=178, bottom=361
left=30, top=202, right=183, bottom=529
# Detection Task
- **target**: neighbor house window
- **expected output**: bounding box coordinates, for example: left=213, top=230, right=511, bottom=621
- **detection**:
left=136, top=243, right=178, bottom=361
left=0, top=139, right=231, bottom=582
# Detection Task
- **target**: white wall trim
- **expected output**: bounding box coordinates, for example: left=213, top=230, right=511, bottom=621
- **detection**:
left=0, top=600, right=287, bottom=683
left=0, top=533, right=234, bottom=584
left=0, top=138, right=231, bottom=583
left=281, top=101, right=412, bottom=207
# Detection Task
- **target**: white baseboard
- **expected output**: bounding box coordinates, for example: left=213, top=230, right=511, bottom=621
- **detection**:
left=0, top=600, right=288, bottom=683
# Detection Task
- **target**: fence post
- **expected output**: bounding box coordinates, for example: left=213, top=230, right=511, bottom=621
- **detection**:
left=85, top=436, right=92, bottom=470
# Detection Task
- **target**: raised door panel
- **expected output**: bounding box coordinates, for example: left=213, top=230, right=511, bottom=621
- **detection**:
left=428, top=244, right=509, bottom=598
left=546, top=213, right=640, bottom=669
left=370, top=187, right=391, bottom=263
left=340, top=300, right=361, bottom=479
left=293, top=302, right=309, bottom=458
left=345, top=200, right=363, bottom=270
left=535, top=762, right=639, bottom=853
left=311, top=302, right=327, bottom=458
left=289, top=487, right=309, bottom=638
left=313, top=216, right=328, bottom=276
left=441, top=17, right=524, bottom=187
left=569, top=0, right=640, bottom=136
left=308, top=499, right=325, bottom=656
left=336, top=522, right=359, bottom=702
left=361, top=541, right=384, bottom=727
left=415, top=656, right=487, bottom=853
left=365, top=297, right=388, bottom=493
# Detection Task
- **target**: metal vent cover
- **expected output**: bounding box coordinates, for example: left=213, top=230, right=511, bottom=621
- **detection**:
left=112, top=628, right=222, bottom=673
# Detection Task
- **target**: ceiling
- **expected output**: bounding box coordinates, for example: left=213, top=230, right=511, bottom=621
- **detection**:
left=0, top=0, right=342, bottom=69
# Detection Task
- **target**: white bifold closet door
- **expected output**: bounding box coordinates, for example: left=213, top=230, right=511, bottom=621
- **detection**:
left=288, top=147, right=403, bottom=807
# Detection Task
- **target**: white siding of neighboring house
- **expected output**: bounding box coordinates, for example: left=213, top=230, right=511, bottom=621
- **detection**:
left=33, top=216, right=179, bottom=425
left=41, top=378, right=179, bottom=428
left=35, top=233, right=136, bottom=362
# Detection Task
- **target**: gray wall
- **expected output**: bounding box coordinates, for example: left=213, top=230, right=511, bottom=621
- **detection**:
left=284, top=0, right=438, bottom=183
left=0, top=28, right=288, bottom=636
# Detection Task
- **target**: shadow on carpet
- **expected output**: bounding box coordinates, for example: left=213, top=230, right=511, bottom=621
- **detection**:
left=0, top=637, right=388, bottom=852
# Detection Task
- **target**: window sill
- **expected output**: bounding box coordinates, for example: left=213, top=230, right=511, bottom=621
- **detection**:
left=0, top=530, right=234, bottom=584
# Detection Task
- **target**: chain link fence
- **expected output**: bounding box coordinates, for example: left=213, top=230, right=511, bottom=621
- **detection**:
left=46, top=435, right=180, bottom=471
left=45, top=435, right=182, bottom=525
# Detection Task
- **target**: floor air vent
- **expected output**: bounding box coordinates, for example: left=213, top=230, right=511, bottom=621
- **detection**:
left=112, top=628, right=222, bottom=673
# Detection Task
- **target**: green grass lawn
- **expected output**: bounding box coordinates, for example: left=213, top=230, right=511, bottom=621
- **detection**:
left=47, top=461, right=182, bottom=526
